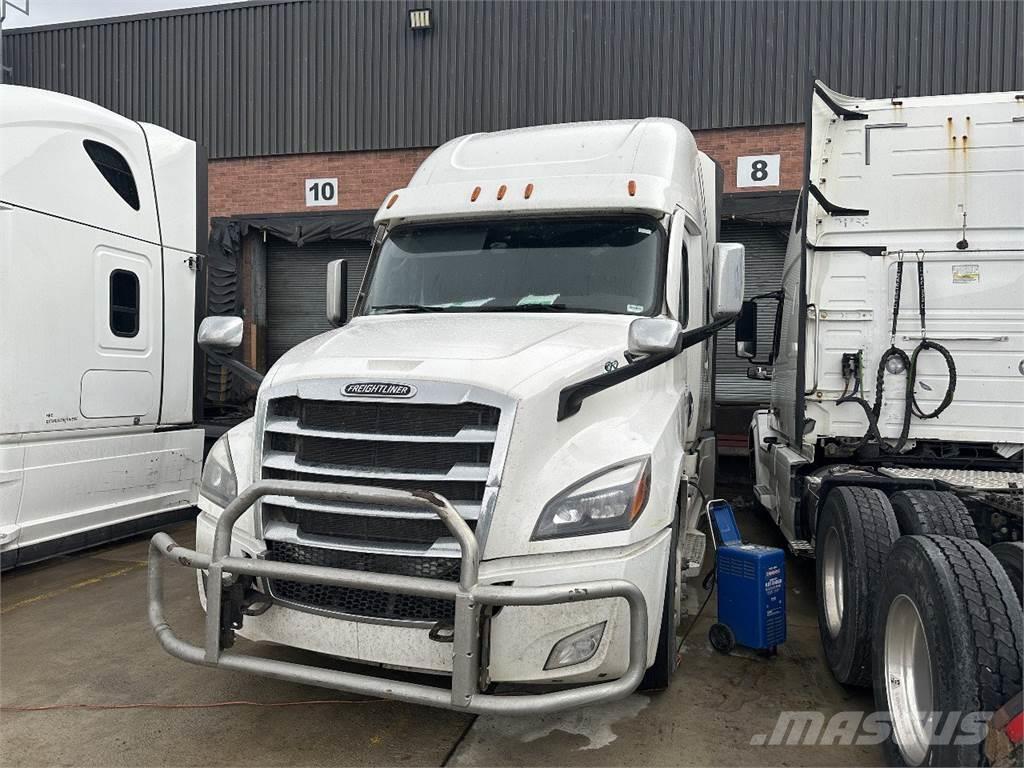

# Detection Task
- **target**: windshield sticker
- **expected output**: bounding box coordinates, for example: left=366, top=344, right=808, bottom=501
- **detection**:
left=517, top=294, right=560, bottom=306
left=431, top=298, right=495, bottom=308
left=627, top=304, right=644, bottom=313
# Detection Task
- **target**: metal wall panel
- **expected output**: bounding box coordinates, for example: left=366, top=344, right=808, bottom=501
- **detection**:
left=715, top=222, right=789, bottom=404
left=265, top=237, right=370, bottom=365
left=5, top=0, right=1022, bottom=160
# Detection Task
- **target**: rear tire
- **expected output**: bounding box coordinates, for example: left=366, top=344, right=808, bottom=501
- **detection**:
left=872, top=535, right=1023, bottom=767
left=991, top=541, right=1024, bottom=604
left=815, top=485, right=899, bottom=687
left=890, top=489, right=978, bottom=539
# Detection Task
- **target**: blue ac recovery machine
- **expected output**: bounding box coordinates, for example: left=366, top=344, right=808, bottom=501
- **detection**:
left=706, top=499, right=787, bottom=655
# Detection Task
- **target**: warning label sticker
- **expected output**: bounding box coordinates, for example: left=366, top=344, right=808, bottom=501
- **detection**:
left=952, top=264, right=980, bottom=284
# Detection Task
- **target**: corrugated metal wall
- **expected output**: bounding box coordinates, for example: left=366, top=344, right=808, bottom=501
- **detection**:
left=265, top=237, right=370, bottom=365
left=5, top=0, right=1022, bottom=160
left=716, top=222, right=788, bottom=403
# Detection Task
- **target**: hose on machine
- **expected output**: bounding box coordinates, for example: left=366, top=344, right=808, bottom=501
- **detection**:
left=836, top=250, right=957, bottom=454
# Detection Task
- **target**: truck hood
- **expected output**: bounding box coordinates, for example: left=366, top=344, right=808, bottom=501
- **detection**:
left=266, top=313, right=635, bottom=399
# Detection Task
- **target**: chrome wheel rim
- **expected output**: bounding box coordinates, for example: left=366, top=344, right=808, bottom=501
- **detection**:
left=884, top=594, right=935, bottom=766
left=822, top=527, right=845, bottom=638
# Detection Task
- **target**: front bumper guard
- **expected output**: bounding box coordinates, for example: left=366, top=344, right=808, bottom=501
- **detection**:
left=148, top=479, right=648, bottom=715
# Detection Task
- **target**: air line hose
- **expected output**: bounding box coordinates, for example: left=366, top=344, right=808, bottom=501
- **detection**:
left=836, top=251, right=956, bottom=454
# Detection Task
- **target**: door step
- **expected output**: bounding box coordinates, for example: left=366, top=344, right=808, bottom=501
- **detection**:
left=787, top=538, right=815, bottom=557
left=754, top=483, right=776, bottom=507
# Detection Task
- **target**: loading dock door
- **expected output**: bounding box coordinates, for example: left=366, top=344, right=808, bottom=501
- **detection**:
left=715, top=221, right=788, bottom=404
left=266, top=238, right=370, bottom=366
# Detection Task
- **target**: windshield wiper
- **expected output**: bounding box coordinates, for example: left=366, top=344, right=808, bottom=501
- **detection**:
left=477, top=303, right=570, bottom=313
left=371, top=304, right=448, bottom=314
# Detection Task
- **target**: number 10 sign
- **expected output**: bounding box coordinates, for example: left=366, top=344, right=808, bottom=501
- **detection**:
left=736, top=155, right=780, bottom=188
left=305, top=177, right=338, bottom=207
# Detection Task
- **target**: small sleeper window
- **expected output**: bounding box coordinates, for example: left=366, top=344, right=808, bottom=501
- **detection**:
left=83, top=140, right=140, bottom=210
left=110, top=270, right=140, bottom=337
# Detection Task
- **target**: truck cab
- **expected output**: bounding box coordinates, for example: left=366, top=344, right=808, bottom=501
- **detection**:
left=151, top=117, right=745, bottom=712
left=0, top=85, right=206, bottom=568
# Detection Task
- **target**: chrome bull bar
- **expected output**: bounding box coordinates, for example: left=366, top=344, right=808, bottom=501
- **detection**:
left=148, top=479, right=649, bottom=715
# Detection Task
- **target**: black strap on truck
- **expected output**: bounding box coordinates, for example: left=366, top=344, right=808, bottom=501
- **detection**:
left=837, top=251, right=956, bottom=453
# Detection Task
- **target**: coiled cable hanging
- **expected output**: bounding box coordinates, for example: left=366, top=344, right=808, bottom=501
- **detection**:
left=836, top=250, right=956, bottom=453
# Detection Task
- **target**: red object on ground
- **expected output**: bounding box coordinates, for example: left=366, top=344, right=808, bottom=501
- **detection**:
left=1006, top=711, right=1024, bottom=744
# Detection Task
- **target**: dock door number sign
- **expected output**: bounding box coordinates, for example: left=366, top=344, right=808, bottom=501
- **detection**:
left=305, top=177, right=339, bottom=207
left=736, top=155, right=780, bottom=188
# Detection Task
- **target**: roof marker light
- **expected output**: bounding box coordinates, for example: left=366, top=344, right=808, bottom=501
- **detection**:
left=471, top=186, right=481, bottom=202
left=497, top=184, right=507, bottom=200
left=386, top=194, right=399, bottom=209
left=524, top=183, right=534, bottom=199
left=627, top=180, right=637, bottom=197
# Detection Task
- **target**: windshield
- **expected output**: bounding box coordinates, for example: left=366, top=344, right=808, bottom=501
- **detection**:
left=360, top=215, right=664, bottom=316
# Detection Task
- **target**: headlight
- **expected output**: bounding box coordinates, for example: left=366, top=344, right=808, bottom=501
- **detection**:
left=201, top=433, right=237, bottom=508
left=532, top=458, right=651, bottom=541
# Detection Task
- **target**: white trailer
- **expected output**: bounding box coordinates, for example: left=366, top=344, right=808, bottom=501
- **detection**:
left=148, top=117, right=745, bottom=713
left=0, top=85, right=205, bottom=568
left=736, top=82, right=1023, bottom=766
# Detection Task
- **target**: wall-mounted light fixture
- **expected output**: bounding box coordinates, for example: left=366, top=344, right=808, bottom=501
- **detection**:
left=409, top=8, right=431, bottom=30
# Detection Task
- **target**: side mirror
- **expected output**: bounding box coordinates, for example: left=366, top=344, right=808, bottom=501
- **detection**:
left=197, top=316, right=243, bottom=353
left=627, top=317, right=682, bottom=356
left=712, top=242, right=745, bottom=319
left=326, top=259, right=349, bottom=327
left=735, top=299, right=757, bottom=359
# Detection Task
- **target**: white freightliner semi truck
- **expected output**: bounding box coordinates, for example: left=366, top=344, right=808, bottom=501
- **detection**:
left=148, top=118, right=746, bottom=713
left=0, top=85, right=206, bottom=568
left=735, top=82, right=1023, bottom=766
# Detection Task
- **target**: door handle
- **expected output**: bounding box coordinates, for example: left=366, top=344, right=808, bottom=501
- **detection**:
left=901, top=334, right=1008, bottom=342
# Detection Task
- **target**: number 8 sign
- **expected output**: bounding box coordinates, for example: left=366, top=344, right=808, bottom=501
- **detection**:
left=736, top=155, right=780, bottom=188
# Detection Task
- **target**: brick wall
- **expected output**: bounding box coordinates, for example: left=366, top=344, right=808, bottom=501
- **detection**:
left=696, top=124, right=804, bottom=194
left=207, top=125, right=804, bottom=220
left=208, top=147, right=434, bottom=220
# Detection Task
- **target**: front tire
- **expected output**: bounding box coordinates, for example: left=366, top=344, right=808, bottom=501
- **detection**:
left=815, top=486, right=899, bottom=687
left=873, top=535, right=1023, bottom=767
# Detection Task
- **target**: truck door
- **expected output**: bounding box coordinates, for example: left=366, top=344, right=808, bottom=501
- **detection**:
left=82, top=242, right=162, bottom=422
left=671, top=209, right=716, bottom=501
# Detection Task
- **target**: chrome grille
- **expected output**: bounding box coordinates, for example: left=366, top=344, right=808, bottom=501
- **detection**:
left=271, top=433, right=493, bottom=474
left=268, top=503, right=475, bottom=544
left=260, top=393, right=500, bottom=622
left=261, top=469, right=487, bottom=506
left=280, top=397, right=500, bottom=437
